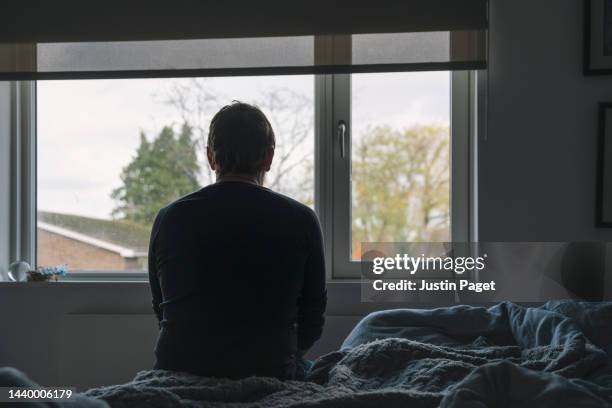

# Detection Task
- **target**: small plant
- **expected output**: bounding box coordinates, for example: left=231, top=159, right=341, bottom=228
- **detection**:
left=27, top=265, right=68, bottom=282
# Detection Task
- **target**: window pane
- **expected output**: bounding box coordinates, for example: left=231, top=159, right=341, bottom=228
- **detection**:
left=37, top=76, right=314, bottom=272
left=351, top=72, right=450, bottom=259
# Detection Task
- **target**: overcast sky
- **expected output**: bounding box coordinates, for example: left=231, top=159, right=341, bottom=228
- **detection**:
left=37, top=72, right=449, bottom=219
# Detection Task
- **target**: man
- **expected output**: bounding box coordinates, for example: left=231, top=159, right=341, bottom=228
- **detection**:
left=148, top=101, right=326, bottom=380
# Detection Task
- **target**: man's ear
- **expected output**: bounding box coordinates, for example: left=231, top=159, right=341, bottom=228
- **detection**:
left=207, top=147, right=217, bottom=171
left=262, top=148, right=275, bottom=172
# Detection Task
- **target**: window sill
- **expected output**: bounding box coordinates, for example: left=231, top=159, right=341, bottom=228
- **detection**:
left=58, top=271, right=149, bottom=282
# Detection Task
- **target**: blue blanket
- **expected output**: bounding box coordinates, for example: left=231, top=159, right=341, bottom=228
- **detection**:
left=334, top=300, right=612, bottom=406
left=7, top=301, right=611, bottom=407
left=80, top=301, right=612, bottom=407
left=343, top=301, right=612, bottom=352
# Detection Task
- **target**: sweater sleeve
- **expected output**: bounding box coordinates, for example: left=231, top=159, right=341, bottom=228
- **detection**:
left=296, top=209, right=327, bottom=351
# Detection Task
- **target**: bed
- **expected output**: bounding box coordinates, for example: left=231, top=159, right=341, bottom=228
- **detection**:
left=4, top=300, right=612, bottom=407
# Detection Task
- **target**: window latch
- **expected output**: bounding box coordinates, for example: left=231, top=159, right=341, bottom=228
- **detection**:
left=337, top=120, right=347, bottom=158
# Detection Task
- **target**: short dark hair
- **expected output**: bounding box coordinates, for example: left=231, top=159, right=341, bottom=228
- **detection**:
left=207, top=101, right=275, bottom=176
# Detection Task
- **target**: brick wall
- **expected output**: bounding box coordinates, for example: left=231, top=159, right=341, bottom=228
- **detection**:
left=37, top=228, right=128, bottom=270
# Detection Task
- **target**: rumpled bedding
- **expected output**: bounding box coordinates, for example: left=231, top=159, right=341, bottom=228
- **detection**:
left=78, top=301, right=612, bottom=407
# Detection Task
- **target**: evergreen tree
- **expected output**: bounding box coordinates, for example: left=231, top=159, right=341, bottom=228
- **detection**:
left=111, top=123, right=200, bottom=225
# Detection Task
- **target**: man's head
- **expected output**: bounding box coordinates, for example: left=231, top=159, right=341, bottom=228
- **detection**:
left=207, top=101, right=275, bottom=182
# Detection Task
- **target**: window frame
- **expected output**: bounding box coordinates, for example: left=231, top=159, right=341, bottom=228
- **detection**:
left=323, top=71, right=478, bottom=279
left=8, top=70, right=480, bottom=283
left=4, top=81, right=37, bottom=274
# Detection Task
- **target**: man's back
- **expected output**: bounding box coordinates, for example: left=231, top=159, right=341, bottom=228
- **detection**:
left=148, top=181, right=326, bottom=379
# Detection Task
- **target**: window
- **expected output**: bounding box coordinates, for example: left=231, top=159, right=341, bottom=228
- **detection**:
left=36, top=76, right=315, bottom=275
left=2, top=2, right=487, bottom=284
left=327, top=72, right=472, bottom=278
left=351, top=72, right=451, bottom=256
left=31, top=71, right=474, bottom=280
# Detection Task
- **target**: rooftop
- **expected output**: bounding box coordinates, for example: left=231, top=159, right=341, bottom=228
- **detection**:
left=38, top=211, right=150, bottom=256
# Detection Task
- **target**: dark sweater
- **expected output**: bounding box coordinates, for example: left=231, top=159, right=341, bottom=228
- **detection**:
left=148, top=181, right=327, bottom=379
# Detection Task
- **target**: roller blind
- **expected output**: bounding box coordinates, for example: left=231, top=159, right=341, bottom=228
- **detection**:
left=0, top=0, right=488, bottom=79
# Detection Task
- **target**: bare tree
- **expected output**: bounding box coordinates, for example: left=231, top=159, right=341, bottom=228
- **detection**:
left=163, top=78, right=314, bottom=205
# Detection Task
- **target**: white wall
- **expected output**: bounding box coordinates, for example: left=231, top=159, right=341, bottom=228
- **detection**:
left=0, top=284, right=154, bottom=388
left=2, top=0, right=612, bottom=391
left=0, top=282, right=371, bottom=389
left=480, top=0, right=612, bottom=241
